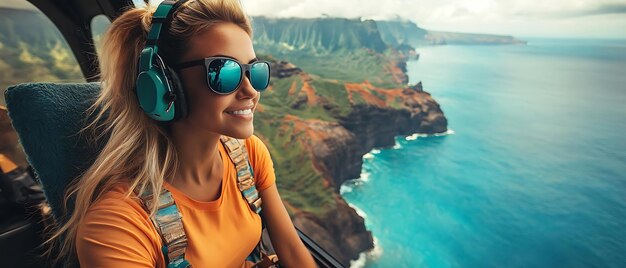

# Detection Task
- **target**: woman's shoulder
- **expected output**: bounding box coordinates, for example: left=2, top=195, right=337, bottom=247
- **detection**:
left=76, top=184, right=162, bottom=267
left=243, top=134, right=270, bottom=156
left=244, top=134, right=265, bottom=149
left=243, top=135, right=276, bottom=191
left=85, top=184, right=147, bottom=217
left=78, top=184, right=155, bottom=236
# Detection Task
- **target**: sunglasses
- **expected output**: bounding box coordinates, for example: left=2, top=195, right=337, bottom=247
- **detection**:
left=175, top=56, right=271, bottom=95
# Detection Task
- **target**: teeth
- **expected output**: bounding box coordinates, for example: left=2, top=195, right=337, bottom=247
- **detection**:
left=228, top=109, right=252, bottom=115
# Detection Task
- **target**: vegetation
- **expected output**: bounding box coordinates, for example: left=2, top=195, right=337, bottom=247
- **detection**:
left=375, top=19, right=429, bottom=47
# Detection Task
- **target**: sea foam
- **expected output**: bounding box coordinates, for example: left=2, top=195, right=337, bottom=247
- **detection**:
left=392, top=142, right=402, bottom=149
left=340, top=184, right=353, bottom=194
left=350, top=237, right=384, bottom=268
left=406, top=128, right=455, bottom=141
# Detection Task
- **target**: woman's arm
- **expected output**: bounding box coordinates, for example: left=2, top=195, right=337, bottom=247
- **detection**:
left=260, top=185, right=316, bottom=268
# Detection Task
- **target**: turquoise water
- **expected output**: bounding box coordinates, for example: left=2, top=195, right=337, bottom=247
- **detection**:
left=340, top=39, right=626, bottom=268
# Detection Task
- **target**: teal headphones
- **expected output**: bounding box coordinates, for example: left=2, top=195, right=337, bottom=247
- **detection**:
left=136, top=0, right=190, bottom=121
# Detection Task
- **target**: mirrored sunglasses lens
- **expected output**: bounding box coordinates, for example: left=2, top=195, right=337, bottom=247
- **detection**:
left=250, top=62, right=270, bottom=91
left=207, top=59, right=241, bottom=93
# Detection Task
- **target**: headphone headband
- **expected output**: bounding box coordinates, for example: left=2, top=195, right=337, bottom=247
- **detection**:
left=135, top=0, right=191, bottom=121
left=145, top=0, right=189, bottom=50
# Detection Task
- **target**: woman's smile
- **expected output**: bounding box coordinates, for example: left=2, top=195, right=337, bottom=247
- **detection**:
left=224, top=103, right=255, bottom=120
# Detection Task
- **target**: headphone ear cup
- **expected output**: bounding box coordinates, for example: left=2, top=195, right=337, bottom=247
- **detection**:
left=166, top=66, right=188, bottom=121
left=136, top=53, right=176, bottom=121
left=136, top=69, right=172, bottom=121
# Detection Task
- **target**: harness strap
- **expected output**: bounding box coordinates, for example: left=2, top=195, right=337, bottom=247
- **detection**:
left=139, top=189, right=190, bottom=268
left=219, top=136, right=262, bottom=213
left=138, top=136, right=264, bottom=268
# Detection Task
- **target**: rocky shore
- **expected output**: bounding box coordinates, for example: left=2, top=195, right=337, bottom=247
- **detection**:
left=266, top=74, right=447, bottom=264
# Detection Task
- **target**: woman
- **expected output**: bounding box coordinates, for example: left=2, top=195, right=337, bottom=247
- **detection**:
left=48, top=0, right=315, bottom=267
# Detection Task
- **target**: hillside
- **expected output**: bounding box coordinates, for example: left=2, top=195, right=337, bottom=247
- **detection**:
left=251, top=17, right=405, bottom=88
left=375, top=19, right=429, bottom=47
left=252, top=16, right=387, bottom=54
left=256, top=61, right=446, bottom=263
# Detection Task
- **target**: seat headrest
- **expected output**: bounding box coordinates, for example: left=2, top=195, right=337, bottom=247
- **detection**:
left=5, top=82, right=103, bottom=218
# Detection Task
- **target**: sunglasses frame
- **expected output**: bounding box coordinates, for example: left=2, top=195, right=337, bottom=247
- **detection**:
left=174, top=56, right=271, bottom=95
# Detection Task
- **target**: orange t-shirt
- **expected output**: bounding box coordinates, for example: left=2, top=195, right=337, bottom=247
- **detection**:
left=76, top=135, right=276, bottom=268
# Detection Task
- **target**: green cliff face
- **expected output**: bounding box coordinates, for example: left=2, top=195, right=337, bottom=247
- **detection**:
left=251, top=17, right=407, bottom=88
left=375, top=19, right=429, bottom=47
left=252, top=16, right=387, bottom=54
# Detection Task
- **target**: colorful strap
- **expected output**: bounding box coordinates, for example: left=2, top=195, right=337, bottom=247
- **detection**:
left=139, top=136, right=262, bottom=268
left=220, top=136, right=263, bottom=214
left=139, top=189, right=190, bottom=268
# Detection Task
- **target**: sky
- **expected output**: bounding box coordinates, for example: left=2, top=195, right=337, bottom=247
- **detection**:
left=2, top=0, right=625, bottom=38
left=240, top=0, right=626, bottom=39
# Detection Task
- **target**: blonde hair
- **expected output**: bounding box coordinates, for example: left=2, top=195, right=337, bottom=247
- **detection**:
left=46, top=0, right=252, bottom=264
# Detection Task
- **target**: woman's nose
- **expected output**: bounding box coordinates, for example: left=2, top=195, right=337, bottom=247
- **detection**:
left=236, top=74, right=257, bottom=99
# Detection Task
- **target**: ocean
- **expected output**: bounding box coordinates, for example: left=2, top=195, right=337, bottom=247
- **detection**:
left=340, top=38, right=626, bottom=268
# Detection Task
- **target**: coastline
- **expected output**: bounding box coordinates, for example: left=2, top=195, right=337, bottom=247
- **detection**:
left=279, top=79, right=448, bottom=265
left=340, top=129, right=455, bottom=267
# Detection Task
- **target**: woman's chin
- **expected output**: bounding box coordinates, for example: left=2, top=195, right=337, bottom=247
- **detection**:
left=223, top=126, right=254, bottom=140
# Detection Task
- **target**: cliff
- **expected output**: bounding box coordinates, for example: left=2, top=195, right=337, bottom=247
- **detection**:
left=316, top=81, right=446, bottom=187
left=425, top=31, right=527, bottom=45
left=252, top=16, right=387, bottom=54
left=375, top=19, right=429, bottom=47
left=255, top=61, right=447, bottom=265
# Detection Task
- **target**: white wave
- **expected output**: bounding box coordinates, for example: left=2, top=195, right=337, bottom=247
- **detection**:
left=405, top=128, right=455, bottom=141
left=359, top=171, right=370, bottom=182
left=340, top=184, right=353, bottom=194
left=369, top=237, right=384, bottom=261
left=436, top=129, right=456, bottom=136
left=371, top=149, right=381, bottom=154
left=363, top=153, right=375, bottom=160
left=340, top=171, right=370, bottom=194
left=350, top=252, right=367, bottom=268
left=350, top=236, right=384, bottom=268
left=392, top=142, right=402, bottom=149
left=405, top=133, right=428, bottom=140
left=347, top=203, right=368, bottom=220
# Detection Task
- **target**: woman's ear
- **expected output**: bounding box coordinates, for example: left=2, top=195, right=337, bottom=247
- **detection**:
left=165, top=66, right=188, bottom=121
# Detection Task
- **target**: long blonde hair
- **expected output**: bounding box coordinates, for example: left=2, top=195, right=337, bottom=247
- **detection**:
left=47, top=0, right=252, bottom=263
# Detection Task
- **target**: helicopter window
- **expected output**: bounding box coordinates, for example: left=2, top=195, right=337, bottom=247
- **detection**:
left=0, top=0, right=84, bottom=105
left=91, top=14, right=111, bottom=59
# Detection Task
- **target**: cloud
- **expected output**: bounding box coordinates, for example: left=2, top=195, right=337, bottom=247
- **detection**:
left=243, top=0, right=626, bottom=20
left=513, top=2, right=626, bottom=18
left=1, top=0, right=623, bottom=38
left=568, top=3, right=626, bottom=16
left=242, top=0, right=626, bottom=38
